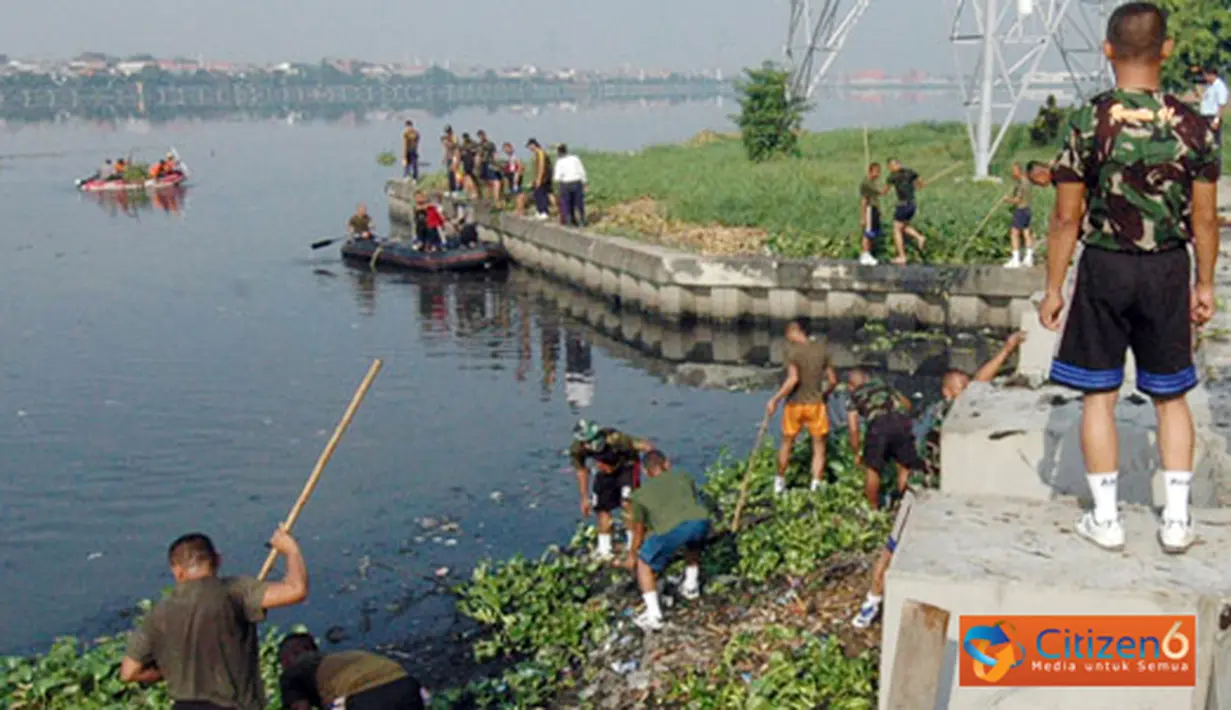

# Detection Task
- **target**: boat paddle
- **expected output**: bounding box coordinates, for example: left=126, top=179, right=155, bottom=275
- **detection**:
left=257, top=358, right=384, bottom=581
left=311, top=237, right=343, bottom=250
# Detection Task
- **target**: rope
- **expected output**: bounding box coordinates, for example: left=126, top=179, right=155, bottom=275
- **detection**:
left=369, top=245, right=384, bottom=270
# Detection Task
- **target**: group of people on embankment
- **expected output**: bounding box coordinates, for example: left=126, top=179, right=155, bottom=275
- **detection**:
left=400, top=120, right=590, bottom=228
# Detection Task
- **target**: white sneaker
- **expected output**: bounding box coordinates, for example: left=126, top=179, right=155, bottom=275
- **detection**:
left=633, top=611, right=664, bottom=632
left=810, top=479, right=823, bottom=492
left=858, top=252, right=878, bottom=266
left=680, top=583, right=700, bottom=601
left=1022, top=250, right=1035, bottom=267
left=773, top=477, right=787, bottom=496
left=1158, top=518, right=1195, bottom=554
left=1075, top=511, right=1125, bottom=551
left=851, top=598, right=881, bottom=629
left=534, top=212, right=549, bottom=221
left=1003, top=254, right=1021, bottom=269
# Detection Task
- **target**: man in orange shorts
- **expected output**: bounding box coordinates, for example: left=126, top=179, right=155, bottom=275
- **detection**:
left=765, top=321, right=838, bottom=494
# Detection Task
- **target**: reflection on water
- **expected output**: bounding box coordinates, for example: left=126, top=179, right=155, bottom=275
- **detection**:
left=80, top=186, right=187, bottom=219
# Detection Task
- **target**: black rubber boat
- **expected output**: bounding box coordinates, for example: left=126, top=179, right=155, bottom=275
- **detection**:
left=340, top=239, right=510, bottom=272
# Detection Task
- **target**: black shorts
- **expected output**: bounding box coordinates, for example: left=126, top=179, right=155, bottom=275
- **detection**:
left=480, top=165, right=499, bottom=182
left=1012, top=207, right=1032, bottom=230
left=1051, top=245, right=1196, bottom=397
left=592, top=462, right=640, bottom=512
left=893, top=202, right=917, bottom=224
left=863, top=412, right=923, bottom=471
left=864, top=206, right=882, bottom=239
left=346, top=676, right=424, bottom=710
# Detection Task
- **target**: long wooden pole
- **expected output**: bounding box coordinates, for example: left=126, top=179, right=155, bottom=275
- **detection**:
left=863, top=125, right=871, bottom=169
left=922, top=161, right=965, bottom=186
left=258, top=358, right=384, bottom=581
left=730, top=412, right=772, bottom=533
left=954, top=192, right=1010, bottom=261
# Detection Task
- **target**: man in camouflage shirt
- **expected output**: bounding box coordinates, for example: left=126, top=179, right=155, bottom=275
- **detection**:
left=476, top=130, right=501, bottom=202
left=1039, top=2, right=1220, bottom=555
left=844, top=370, right=918, bottom=509
left=570, top=419, right=655, bottom=559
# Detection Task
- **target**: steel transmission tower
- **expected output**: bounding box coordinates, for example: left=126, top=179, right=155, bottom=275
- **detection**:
left=949, top=0, right=1123, bottom=178
left=784, top=0, right=875, bottom=100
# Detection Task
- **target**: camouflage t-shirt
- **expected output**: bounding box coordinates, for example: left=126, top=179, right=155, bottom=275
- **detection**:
left=916, top=397, right=954, bottom=489
left=848, top=378, right=905, bottom=424
left=1052, top=88, right=1221, bottom=252
left=568, top=428, right=639, bottom=475
left=1011, top=176, right=1032, bottom=210
left=859, top=178, right=881, bottom=208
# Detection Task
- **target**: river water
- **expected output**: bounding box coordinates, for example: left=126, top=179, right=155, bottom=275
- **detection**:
left=0, top=93, right=995, bottom=656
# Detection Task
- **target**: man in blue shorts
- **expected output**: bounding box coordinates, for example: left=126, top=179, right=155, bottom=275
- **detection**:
left=858, top=162, right=884, bottom=265
left=621, top=450, right=710, bottom=632
left=1039, top=2, right=1220, bottom=554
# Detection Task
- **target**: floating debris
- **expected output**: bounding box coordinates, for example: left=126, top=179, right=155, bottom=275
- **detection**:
left=86, top=552, right=103, bottom=561
left=435, top=566, right=450, bottom=577
left=490, top=490, right=505, bottom=502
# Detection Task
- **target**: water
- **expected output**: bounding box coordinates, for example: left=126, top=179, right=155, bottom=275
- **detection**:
left=0, top=94, right=990, bottom=656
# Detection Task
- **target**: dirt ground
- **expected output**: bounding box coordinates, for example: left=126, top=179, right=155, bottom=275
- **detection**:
left=592, top=198, right=769, bottom=257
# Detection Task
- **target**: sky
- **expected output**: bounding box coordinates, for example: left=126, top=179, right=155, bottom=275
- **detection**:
left=0, top=0, right=953, bottom=73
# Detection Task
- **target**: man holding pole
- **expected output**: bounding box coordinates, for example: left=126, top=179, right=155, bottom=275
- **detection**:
left=858, top=163, right=884, bottom=266
left=884, top=158, right=929, bottom=264
left=120, top=528, right=310, bottom=709
left=764, top=321, right=838, bottom=495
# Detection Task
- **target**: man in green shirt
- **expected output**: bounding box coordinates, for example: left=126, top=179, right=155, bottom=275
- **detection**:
left=120, top=529, right=310, bottom=710
left=278, top=634, right=423, bottom=709
left=764, top=321, right=838, bottom=494
left=858, top=162, right=883, bottom=265
left=1003, top=162, right=1037, bottom=268
left=884, top=159, right=929, bottom=264
left=621, top=450, right=710, bottom=632
left=476, top=130, right=501, bottom=202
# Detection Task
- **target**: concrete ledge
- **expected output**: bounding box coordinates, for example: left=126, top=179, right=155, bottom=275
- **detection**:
left=880, top=493, right=1231, bottom=710
left=387, top=181, right=1042, bottom=328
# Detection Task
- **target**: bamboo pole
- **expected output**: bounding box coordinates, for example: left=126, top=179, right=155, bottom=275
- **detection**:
left=863, top=125, right=871, bottom=169
left=258, top=358, right=384, bottom=581
left=922, top=161, right=965, bottom=186
left=954, top=192, right=1010, bottom=261
left=730, top=413, right=772, bottom=533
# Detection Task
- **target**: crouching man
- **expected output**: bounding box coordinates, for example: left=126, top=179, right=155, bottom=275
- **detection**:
left=620, top=450, right=711, bottom=632
left=278, top=633, right=424, bottom=710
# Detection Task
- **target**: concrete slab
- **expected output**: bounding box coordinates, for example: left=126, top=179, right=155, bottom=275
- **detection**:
left=879, top=493, right=1231, bottom=710
left=939, top=381, right=1227, bottom=508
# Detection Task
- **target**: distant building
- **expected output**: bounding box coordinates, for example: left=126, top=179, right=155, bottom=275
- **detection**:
left=115, top=60, right=154, bottom=76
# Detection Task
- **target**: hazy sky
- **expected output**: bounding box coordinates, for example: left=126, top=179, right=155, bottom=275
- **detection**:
left=1, top=0, right=951, bottom=73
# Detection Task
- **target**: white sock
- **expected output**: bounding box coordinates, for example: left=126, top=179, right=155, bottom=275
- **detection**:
left=774, top=476, right=786, bottom=492
left=597, top=534, right=612, bottom=555
left=684, top=565, right=699, bottom=589
left=811, top=478, right=822, bottom=491
left=864, top=592, right=883, bottom=606
left=1087, top=472, right=1119, bottom=524
left=626, top=530, right=634, bottom=548
left=1163, top=470, right=1193, bottom=523
left=643, top=591, right=662, bottom=619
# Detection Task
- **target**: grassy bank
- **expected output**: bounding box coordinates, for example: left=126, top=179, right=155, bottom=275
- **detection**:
left=581, top=122, right=1057, bottom=262
left=2, top=435, right=888, bottom=709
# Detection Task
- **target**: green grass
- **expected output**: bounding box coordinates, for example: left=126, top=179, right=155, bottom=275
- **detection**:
left=578, top=122, right=1059, bottom=263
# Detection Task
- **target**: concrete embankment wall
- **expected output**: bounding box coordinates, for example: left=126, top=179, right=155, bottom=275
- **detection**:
left=386, top=180, right=1042, bottom=329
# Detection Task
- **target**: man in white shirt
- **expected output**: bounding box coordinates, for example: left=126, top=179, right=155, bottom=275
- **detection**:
left=1201, top=66, right=1227, bottom=144
left=553, top=144, right=588, bottom=227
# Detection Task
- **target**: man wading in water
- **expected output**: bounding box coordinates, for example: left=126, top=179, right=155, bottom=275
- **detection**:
left=120, top=529, right=310, bottom=710
left=764, top=321, right=838, bottom=494
left=845, top=369, right=919, bottom=510
left=1040, top=1, right=1219, bottom=553
left=570, top=419, right=655, bottom=560
left=884, top=158, right=928, bottom=264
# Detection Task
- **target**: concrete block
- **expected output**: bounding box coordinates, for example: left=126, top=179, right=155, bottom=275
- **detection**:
left=880, top=492, right=1231, bottom=710
left=947, top=295, right=985, bottom=329
left=940, top=382, right=1224, bottom=508
left=768, top=288, right=804, bottom=321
